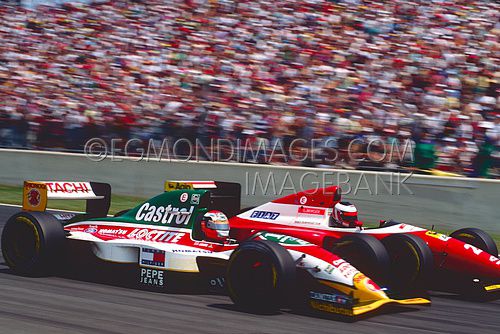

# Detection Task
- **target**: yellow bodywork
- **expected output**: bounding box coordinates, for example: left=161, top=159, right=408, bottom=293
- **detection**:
left=485, top=284, right=500, bottom=292
left=22, top=181, right=48, bottom=212
left=164, top=181, right=194, bottom=191
left=316, top=273, right=430, bottom=316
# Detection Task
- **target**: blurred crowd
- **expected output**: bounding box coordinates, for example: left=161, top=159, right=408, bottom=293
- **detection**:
left=0, top=0, right=498, bottom=177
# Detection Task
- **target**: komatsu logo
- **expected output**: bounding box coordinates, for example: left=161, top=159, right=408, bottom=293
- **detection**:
left=135, top=203, right=195, bottom=225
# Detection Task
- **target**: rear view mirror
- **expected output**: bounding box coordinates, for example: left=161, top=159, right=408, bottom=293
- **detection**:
left=333, top=188, right=342, bottom=202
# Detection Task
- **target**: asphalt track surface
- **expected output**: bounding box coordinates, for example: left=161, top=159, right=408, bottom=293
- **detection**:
left=0, top=205, right=499, bottom=334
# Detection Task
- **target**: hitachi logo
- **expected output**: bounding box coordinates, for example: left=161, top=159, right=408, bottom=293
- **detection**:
left=135, top=203, right=194, bottom=225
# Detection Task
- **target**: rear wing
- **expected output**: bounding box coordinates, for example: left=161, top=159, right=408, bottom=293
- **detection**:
left=164, top=180, right=241, bottom=217
left=22, top=181, right=111, bottom=217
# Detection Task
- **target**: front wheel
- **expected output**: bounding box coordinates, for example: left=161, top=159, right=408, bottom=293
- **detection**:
left=226, top=240, right=296, bottom=313
left=381, top=234, right=433, bottom=292
left=450, top=228, right=498, bottom=256
left=330, top=234, right=390, bottom=285
left=1, top=211, right=65, bottom=276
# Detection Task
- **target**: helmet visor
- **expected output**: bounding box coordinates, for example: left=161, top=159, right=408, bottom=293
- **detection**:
left=340, top=211, right=358, bottom=224
left=206, top=221, right=230, bottom=231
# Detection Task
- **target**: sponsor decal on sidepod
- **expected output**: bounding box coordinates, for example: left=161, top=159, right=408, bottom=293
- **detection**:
left=309, top=291, right=353, bottom=306
left=84, top=227, right=98, bottom=233
left=250, top=211, right=280, bottom=220
left=140, top=248, right=166, bottom=287
left=80, top=225, right=186, bottom=243
left=140, top=268, right=165, bottom=287
left=298, top=207, right=326, bottom=215
left=135, top=203, right=195, bottom=225
left=128, top=229, right=185, bottom=242
left=309, top=300, right=353, bottom=316
left=190, top=193, right=200, bottom=205
left=141, top=248, right=166, bottom=267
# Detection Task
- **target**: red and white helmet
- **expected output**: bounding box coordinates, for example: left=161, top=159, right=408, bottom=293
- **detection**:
left=201, top=210, right=230, bottom=242
left=331, top=202, right=362, bottom=228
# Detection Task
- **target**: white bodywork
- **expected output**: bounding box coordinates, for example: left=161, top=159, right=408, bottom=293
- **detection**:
left=238, top=202, right=425, bottom=233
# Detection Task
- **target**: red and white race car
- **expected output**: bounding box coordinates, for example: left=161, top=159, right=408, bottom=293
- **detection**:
left=1, top=181, right=429, bottom=319
left=229, top=185, right=500, bottom=299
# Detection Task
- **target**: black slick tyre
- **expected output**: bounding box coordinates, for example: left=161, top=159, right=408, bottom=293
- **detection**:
left=381, top=233, right=433, bottom=292
left=450, top=228, right=498, bottom=256
left=330, top=234, right=390, bottom=285
left=1, top=211, right=65, bottom=276
left=226, top=240, right=296, bottom=313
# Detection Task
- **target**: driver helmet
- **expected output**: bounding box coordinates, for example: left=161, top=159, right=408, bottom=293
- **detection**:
left=331, top=202, right=362, bottom=228
left=201, top=210, right=230, bottom=242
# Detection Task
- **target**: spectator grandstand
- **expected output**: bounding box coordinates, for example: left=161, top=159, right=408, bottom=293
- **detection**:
left=0, top=0, right=498, bottom=177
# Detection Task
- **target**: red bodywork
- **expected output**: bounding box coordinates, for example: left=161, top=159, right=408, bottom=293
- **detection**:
left=229, top=186, right=500, bottom=283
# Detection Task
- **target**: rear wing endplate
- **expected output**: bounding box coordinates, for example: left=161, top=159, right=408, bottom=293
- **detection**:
left=164, top=180, right=241, bottom=217
left=22, top=181, right=111, bottom=217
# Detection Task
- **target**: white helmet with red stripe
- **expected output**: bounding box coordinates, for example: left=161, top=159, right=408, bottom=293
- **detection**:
left=331, top=202, right=362, bottom=228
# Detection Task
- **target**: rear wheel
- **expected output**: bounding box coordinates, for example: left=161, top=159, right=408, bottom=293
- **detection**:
left=1, top=212, right=65, bottom=276
left=226, top=240, right=296, bottom=313
left=330, top=234, right=390, bottom=285
left=450, top=228, right=498, bottom=256
left=381, top=234, right=433, bottom=292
